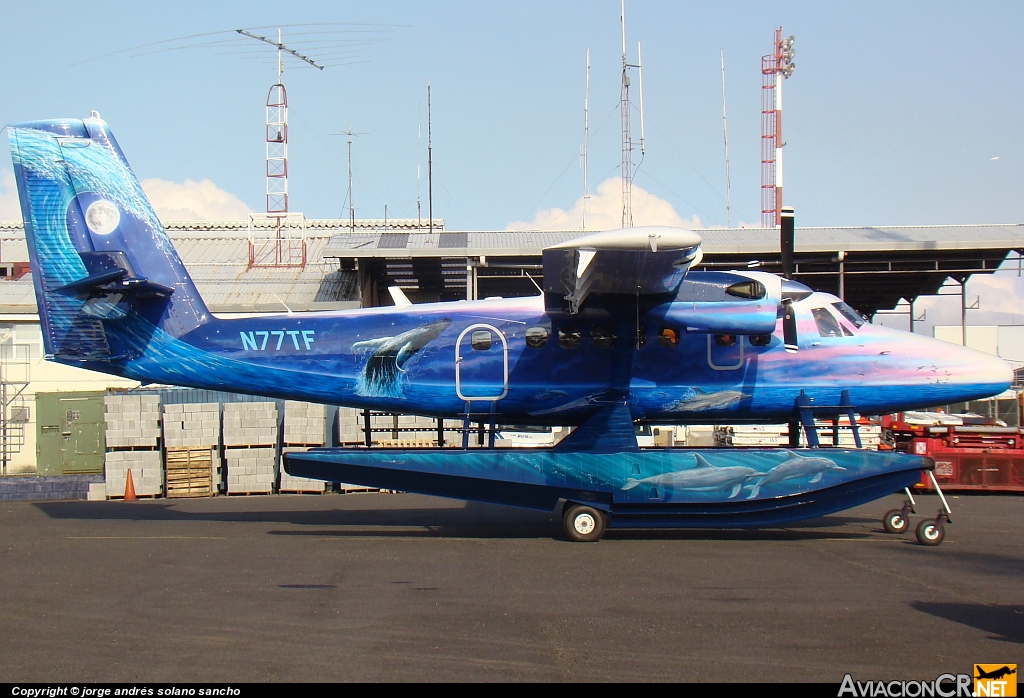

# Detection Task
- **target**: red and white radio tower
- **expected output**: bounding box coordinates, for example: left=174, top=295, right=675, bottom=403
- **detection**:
left=761, top=28, right=795, bottom=229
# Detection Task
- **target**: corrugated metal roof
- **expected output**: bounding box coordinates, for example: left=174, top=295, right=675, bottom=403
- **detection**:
left=0, top=222, right=357, bottom=314
left=322, top=224, right=1024, bottom=257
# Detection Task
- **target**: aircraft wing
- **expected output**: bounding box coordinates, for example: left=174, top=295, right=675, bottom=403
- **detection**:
left=543, top=227, right=703, bottom=313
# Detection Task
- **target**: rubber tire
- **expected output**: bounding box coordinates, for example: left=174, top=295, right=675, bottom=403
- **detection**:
left=883, top=509, right=909, bottom=534
left=563, top=504, right=607, bottom=543
left=915, top=518, right=945, bottom=546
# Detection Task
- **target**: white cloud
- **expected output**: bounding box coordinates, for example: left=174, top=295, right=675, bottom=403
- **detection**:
left=506, top=177, right=703, bottom=231
left=140, top=178, right=251, bottom=222
left=0, top=170, right=22, bottom=220
left=0, top=172, right=250, bottom=223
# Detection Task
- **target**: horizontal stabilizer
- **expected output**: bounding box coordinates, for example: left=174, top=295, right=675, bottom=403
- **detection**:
left=55, top=268, right=127, bottom=294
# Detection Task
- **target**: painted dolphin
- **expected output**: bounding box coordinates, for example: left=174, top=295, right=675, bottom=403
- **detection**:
left=745, top=450, right=847, bottom=499
left=352, top=319, right=452, bottom=397
left=666, top=389, right=750, bottom=412
left=623, top=453, right=759, bottom=499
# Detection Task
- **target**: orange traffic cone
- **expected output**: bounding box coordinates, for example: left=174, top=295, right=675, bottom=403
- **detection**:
left=124, top=469, right=137, bottom=502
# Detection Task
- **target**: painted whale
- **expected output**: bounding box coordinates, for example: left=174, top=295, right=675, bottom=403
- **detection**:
left=623, top=453, right=759, bottom=499
left=746, top=450, right=847, bottom=499
left=352, top=319, right=452, bottom=397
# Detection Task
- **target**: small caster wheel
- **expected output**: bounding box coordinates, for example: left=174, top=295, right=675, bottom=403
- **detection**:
left=883, top=509, right=909, bottom=534
left=916, top=518, right=945, bottom=546
left=563, top=503, right=607, bottom=543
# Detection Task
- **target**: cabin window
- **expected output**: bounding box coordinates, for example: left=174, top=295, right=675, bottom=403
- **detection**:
left=592, top=327, right=617, bottom=348
left=812, top=307, right=843, bottom=338
left=714, top=334, right=738, bottom=347
left=832, top=301, right=866, bottom=328
left=471, top=330, right=493, bottom=351
left=749, top=334, right=772, bottom=347
left=558, top=328, right=582, bottom=349
left=525, top=326, right=548, bottom=348
left=658, top=327, right=679, bottom=348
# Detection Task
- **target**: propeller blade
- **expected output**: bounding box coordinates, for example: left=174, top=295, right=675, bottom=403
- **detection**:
left=782, top=299, right=798, bottom=353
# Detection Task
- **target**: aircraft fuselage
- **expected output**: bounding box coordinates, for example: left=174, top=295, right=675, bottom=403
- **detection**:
left=85, top=287, right=1011, bottom=424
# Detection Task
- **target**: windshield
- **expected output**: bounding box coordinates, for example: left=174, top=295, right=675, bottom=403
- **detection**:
left=812, top=307, right=844, bottom=337
left=832, top=301, right=866, bottom=328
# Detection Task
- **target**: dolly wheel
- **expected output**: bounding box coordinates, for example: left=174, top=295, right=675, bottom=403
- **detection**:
left=563, top=504, right=607, bottom=543
left=883, top=509, right=909, bottom=534
left=916, top=518, right=945, bottom=546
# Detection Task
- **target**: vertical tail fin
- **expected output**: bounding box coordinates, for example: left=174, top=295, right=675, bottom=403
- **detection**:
left=8, top=114, right=209, bottom=361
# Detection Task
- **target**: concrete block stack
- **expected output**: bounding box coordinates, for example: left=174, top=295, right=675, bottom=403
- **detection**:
left=104, top=394, right=161, bottom=448
left=103, top=394, right=163, bottom=497
left=337, top=407, right=364, bottom=445
left=282, top=400, right=326, bottom=446
left=163, top=403, right=220, bottom=447
left=163, top=402, right=222, bottom=489
left=280, top=401, right=327, bottom=493
left=345, top=410, right=449, bottom=447
left=104, top=450, right=162, bottom=497
left=223, top=402, right=278, bottom=494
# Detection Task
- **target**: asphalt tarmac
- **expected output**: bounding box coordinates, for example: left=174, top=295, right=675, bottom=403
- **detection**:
left=0, top=491, right=1020, bottom=682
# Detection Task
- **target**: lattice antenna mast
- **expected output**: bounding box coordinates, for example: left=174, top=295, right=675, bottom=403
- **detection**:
left=619, top=2, right=645, bottom=229
left=583, top=49, right=591, bottom=231
left=760, top=28, right=795, bottom=228
left=236, top=28, right=323, bottom=216
left=620, top=2, right=632, bottom=228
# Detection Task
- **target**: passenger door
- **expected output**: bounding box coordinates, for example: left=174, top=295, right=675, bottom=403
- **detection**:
left=455, top=324, right=509, bottom=401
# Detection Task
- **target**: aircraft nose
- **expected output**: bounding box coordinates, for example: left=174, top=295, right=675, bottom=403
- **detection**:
left=942, top=341, right=1013, bottom=396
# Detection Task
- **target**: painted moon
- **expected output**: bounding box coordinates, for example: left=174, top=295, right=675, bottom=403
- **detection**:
left=85, top=199, right=120, bottom=235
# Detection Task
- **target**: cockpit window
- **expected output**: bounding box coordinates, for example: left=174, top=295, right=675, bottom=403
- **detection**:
left=812, top=307, right=843, bottom=338
left=832, top=301, right=866, bottom=328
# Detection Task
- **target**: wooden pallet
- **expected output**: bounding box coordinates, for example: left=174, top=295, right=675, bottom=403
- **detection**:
left=165, top=447, right=214, bottom=498
left=226, top=490, right=272, bottom=496
left=279, top=489, right=325, bottom=495
left=107, top=493, right=161, bottom=500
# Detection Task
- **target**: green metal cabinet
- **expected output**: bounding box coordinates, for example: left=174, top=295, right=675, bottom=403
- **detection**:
left=36, top=392, right=106, bottom=475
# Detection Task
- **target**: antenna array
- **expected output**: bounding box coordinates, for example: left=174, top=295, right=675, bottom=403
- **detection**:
left=619, top=1, right=645, bottom=229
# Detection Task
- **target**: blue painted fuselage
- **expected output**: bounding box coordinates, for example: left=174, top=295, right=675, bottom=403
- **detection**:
left=88, top=289, right=1009, bottom=425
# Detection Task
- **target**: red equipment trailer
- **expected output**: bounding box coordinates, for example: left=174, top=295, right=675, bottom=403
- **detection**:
left=885, top=414, right=1024, bottom=493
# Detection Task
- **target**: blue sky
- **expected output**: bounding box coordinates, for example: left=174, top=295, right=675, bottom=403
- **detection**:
left=3, top=0, right=1023, bottom=229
